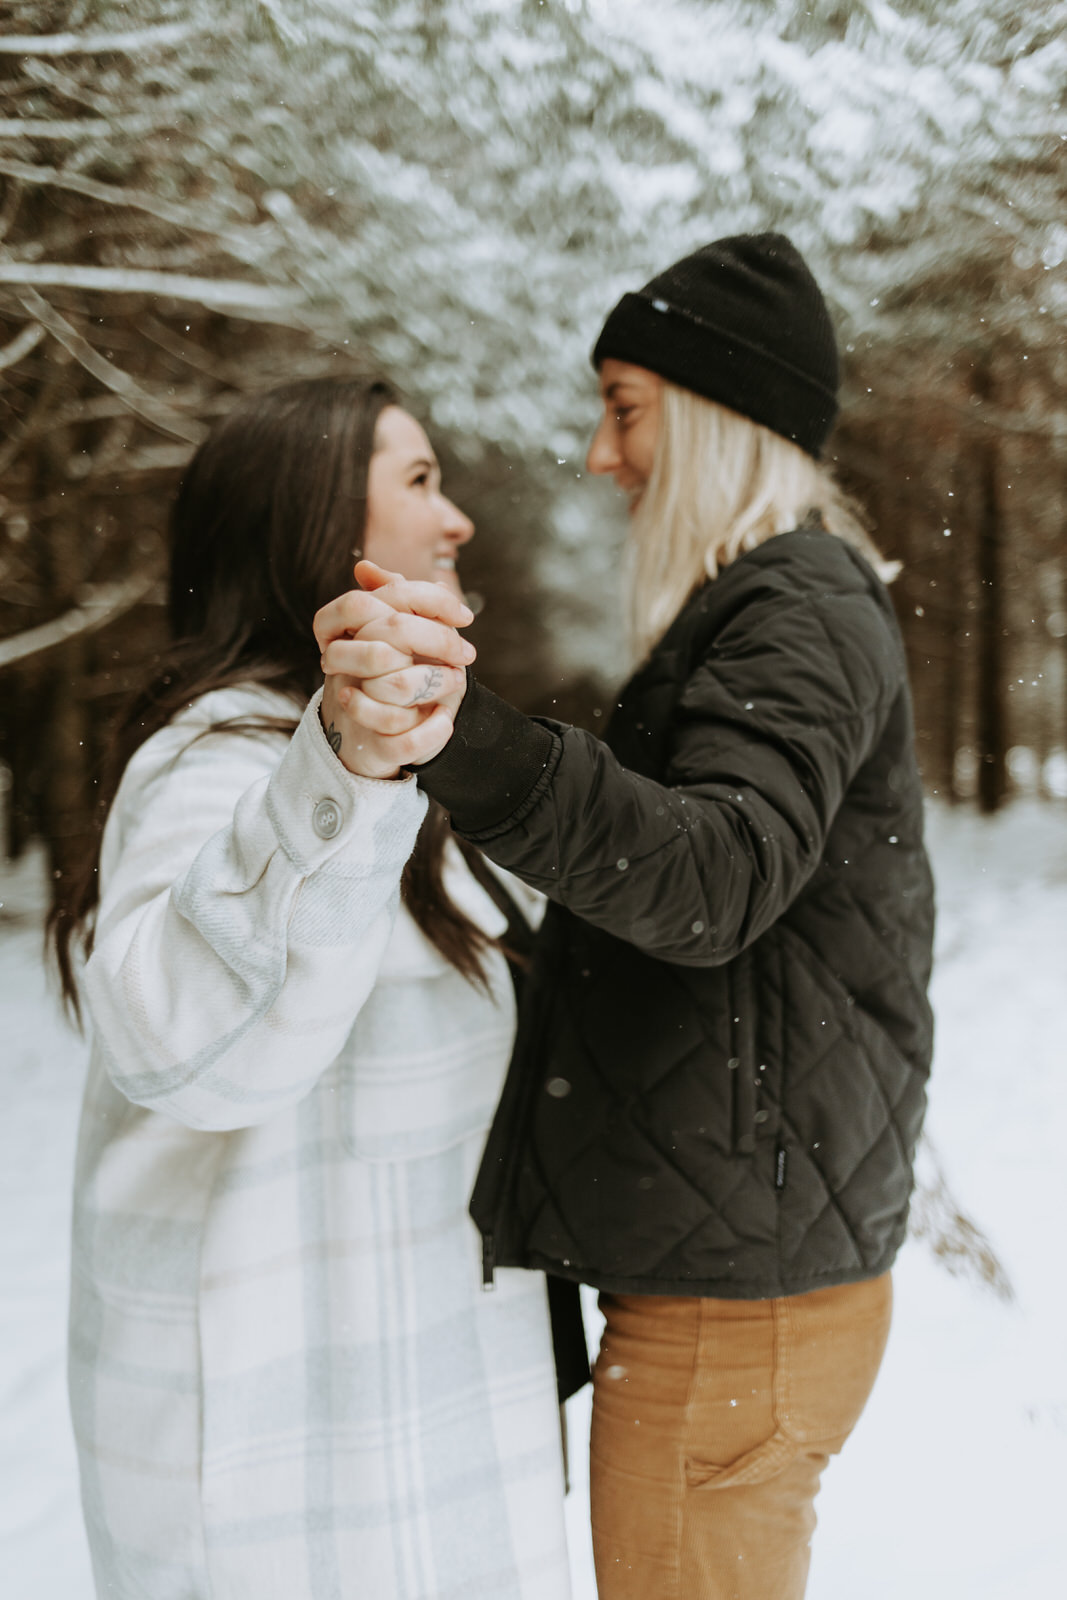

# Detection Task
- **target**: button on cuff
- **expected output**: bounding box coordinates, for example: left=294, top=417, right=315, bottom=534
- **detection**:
left=312, top=797, right=343, bottom=840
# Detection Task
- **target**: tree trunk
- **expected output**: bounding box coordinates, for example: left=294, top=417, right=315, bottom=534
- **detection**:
left=942, top=507, right=963, bottom=802
left=973, top=364, right=1007, bottom=815
left=33, top=405, right=95, bottom=894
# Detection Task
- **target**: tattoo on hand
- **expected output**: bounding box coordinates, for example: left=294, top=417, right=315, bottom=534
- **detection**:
left=325, top=720, right=342, bottom=756
left=408, top=665, right=445, bottom=706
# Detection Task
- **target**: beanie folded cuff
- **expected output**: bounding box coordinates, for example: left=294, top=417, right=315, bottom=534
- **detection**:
left=592, top=291, right=838, bottom=458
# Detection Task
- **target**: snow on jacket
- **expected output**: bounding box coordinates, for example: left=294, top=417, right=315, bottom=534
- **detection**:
left=70, top=684, right=570, bottom=1600
left=417, top=526, right=936, bottom=1299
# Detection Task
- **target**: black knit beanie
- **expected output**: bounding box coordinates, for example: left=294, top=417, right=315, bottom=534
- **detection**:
left=591, top=233, right=839, bottom=458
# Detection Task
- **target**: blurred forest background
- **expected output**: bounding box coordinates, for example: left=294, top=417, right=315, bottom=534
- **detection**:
left=1, top=0, right=1065, bottom=893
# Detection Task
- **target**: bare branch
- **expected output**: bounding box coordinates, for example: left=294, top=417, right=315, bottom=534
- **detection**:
left=0, top=177, right=21, bottom=244
left=909, top=1135, right=1014, bottom=1303
left=0, top=263, right=301, bottom=319
left=96, top=443, right=193, bottom=476
left=0, top=159, right=270, bottom=263
left=0, top=23, right=199, bottom=58
left=140, top=316, right=242, bottom=384
left=16, top=61, right=210, bottom=129
left=72, top=411, right=137, bottom=480
left=0, top=351, right=68, bottom=478
left=16, top=289, right=206, bottom=445
left=253, top=0, right=308, bottom=47
left=0, top=570, right=162, bottom=671
left=0, top=118, right=144, bottom=139
left=0, top=322, right=44, bottom=371
left=19, top=57, right=134, bottom=114
left=848, top=382, right=1067, bottom=444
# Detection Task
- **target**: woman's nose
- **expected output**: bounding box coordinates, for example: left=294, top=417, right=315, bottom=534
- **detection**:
left=586, top=414, right=619, bottom=476
left=441, top=497, right=475, bottom=544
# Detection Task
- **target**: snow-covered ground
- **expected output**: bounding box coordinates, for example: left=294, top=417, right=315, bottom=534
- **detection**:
left=2, top=801, right=1065, bottom=1599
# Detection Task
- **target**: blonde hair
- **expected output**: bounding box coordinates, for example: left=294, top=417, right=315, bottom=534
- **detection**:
left=626, top=383, right=898, bottom=662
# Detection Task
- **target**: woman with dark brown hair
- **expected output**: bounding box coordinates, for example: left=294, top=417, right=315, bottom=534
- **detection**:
left=53, top=379, right=578, bottom=1600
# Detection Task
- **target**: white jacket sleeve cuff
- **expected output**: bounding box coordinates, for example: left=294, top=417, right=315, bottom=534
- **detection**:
left=266, top=687, right=423, bottom=875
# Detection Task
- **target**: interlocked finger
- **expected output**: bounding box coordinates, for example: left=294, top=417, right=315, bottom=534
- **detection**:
left=315, top=575, right=472, bottom=654
left=353, top=561, right=474, bottom=626
left=357, top=662, right=467, bottom=708
left=380, top=704, right=457, bottom=771
left=320, top=637, right=413, bottom=682
left=313, top=589, right=394, bottom=652
left=353, top=610, right=475, bottom=668
left=337, top=684, right=424, bottom=737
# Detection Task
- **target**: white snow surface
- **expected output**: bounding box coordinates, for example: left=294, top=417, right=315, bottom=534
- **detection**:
left=1, top=801, right=1065, bottom=1599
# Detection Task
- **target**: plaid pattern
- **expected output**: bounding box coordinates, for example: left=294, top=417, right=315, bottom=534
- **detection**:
left=70, top=687, right=570, bottom=1599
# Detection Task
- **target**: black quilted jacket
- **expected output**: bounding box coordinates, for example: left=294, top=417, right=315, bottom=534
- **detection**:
left=419, top=526, right=936, bottom=1298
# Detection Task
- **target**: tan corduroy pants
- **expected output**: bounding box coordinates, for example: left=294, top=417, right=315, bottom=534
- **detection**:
left=590, top=1274, right=892, bottom=1600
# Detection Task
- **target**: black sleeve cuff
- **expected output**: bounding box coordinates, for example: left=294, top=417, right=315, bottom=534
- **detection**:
left=414, top=675, right=562, bottom=834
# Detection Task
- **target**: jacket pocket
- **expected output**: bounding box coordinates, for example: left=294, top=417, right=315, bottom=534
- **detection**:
left=685, top=1276, right=893, bottom=1488
left=684, top=1293, right=795, bottom=1490
left=728, top=950, right=758, bottom=1156
left=686, top=1429, right=797, bottom=1489
left=684, top=1281, right=889, bottom=1491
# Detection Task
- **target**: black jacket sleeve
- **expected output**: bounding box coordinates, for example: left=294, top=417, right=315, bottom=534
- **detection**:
left=417, top=571, right=903, bottom=968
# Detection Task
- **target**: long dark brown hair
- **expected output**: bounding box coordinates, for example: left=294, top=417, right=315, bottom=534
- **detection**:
left=49, top=377, right=495, bottom=1019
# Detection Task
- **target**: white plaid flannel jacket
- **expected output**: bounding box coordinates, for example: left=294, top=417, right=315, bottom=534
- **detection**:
left=70, top=685, right=570, bottom=1600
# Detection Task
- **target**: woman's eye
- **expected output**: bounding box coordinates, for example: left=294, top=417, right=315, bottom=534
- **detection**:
left=615, top=407, right=635, bottom=424
left=411, top=471, right=429, bottom=487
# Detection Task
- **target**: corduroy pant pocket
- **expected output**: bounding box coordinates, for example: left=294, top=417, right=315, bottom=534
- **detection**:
left=590, top=1276, right=892, bottom=1600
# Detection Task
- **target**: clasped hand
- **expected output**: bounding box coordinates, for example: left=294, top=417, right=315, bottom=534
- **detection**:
left=313, top=560, right=472, bottom=779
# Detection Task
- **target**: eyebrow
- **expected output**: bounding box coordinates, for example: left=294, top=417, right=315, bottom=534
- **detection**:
left=602, top=382, right=637, bottom=401
left=406, top=456, right=439, bottom=473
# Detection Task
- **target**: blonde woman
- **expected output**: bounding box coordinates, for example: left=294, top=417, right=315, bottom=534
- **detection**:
left=321, top=235, right=935, bottom=1600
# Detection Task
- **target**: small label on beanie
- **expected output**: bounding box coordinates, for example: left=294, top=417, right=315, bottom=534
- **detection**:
left=651, top=298, right=669, bottom=313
